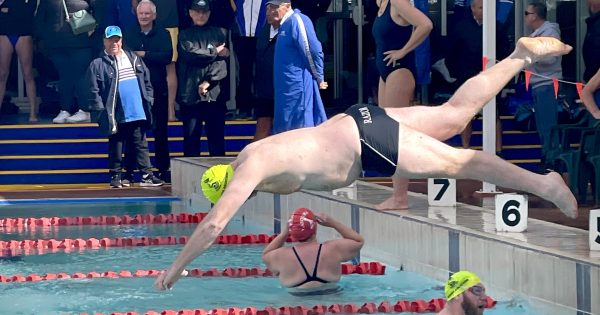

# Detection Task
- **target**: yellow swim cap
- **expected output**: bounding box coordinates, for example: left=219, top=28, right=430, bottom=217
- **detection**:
left=201, top=164, right=234, bottom=204
left=444, top=271, right=481, bottom=301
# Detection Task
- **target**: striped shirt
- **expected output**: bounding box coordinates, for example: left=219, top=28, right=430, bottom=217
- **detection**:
left=116, top=52, right=145, bottom=123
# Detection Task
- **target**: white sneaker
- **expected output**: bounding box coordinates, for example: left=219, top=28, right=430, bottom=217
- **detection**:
left=65, top=110, right=91, bottom=123
left=52, top=110, right=72, bottom=124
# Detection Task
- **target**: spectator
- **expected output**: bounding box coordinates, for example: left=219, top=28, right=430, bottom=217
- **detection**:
left=437, top=271, right=488, bottom=315
left=372, top=0, right=432, bottom=211
left=125, top=0, right=173, bottom=182
left=269, top=0, right=328, bottom=134
left=524, top=2, right=562, bottom=159
left=177, top=0, right=228, bottom=157
left=0, top=0, right=38, bottom=122
left=584, top=0, right=600, bottom=82
left=262, top=208, right=364, bottom=295
left=232, top=0, right=267, bottom=119
left=35, top=0, right=94, bottom=124
left=581, top=67, right=600, bottom=120
left=446, top=0, right=508, bottom=154
left=134, top=0, right=181, bottom=122
left=85, top=26, right=164, bottom=188
left=252, top=6, right=279, bottom=141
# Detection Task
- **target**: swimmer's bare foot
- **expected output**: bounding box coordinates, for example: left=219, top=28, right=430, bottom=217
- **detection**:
left=28, top=116, right=38, bottom=123
left=376, top=196, right=409, bottom=211
left=544, top=171, right=578, bottom=219
left=512, top=37, right=572, bottom=65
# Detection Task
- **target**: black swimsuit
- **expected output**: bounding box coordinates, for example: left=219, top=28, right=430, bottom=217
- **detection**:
left=345, top=104, right=399, bottom=176
left=291, top=244, right=329, bottom=287
left=372, top=1, right=415, bottom=82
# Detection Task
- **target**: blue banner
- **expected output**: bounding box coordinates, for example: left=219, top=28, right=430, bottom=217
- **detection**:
left=413, top=0, right=430, bottom=85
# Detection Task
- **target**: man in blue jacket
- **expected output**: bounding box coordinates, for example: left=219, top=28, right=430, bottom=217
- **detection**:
left=86, top=26, right=164, bottom=188
left=269, top=0, right=328, bottom=134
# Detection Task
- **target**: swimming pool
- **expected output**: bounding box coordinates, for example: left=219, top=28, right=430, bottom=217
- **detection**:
left=0, top=199, right=541, bottom=314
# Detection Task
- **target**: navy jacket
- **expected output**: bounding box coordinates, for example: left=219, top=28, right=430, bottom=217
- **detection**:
left=85, top=50, right=154, bottom=136
left=124, top=24, right=173, bottom=93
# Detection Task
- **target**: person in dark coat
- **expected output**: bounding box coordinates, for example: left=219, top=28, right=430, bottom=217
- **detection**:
left=177, top=0, right=228, bottom=157
left=125, top=0, right=173, bottom=181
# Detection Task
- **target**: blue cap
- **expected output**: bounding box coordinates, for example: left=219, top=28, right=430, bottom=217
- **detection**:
left=104, top=26, right=123, bottom=38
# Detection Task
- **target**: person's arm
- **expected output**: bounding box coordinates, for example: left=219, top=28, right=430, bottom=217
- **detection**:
left=85, top=61, right=105, bottom=112
left=154, top=158, right=265, bottom=290
left=138, top=57, right=154, bottom=103
left=582, top=69, right=600, bottom=120
left=261, top=225, right=289, bottom=274
left=291, top=14, right=325, bottom=85
left=383, top=0, right=432, bottom=66
left=178, top=30, right=219, bottom=66
left=315, top=213, right=364, bottom=262
left=141, top=30, right=174, bottom=66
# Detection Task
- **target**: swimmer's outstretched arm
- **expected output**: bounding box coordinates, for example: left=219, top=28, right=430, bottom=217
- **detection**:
left=154, top=162, right=264, bottom=290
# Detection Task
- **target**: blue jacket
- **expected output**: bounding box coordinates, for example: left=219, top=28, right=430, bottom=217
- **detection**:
left=85, top=50, right=154, bottom=136
left=273, top=9, right=327, bottom=134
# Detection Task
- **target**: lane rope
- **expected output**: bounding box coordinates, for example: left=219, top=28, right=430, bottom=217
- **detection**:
left=77, top=297, right=497, bottom=315
left=0, top=262, right=385, bottom=283
left=0, top=213, right=208, bottom=228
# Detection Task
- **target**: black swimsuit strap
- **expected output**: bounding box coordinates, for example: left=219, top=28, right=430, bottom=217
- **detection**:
left=292, top=246, right=312, bottom=278
left=312, top=244, right=323, bottom=277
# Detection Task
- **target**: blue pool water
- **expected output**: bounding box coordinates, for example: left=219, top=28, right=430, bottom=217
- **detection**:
left=0, top=199, right=542, bottom=315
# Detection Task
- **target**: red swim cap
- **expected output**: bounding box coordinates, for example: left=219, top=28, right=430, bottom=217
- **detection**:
left=288, top=208, right=317, bottom=241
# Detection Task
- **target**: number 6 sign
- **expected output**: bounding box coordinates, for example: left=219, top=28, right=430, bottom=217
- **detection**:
left=590, top=209, right=600, bottom=251
left=495, top=194, right=528, bottom=232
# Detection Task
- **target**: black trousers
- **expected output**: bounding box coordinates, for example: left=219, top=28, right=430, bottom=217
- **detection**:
left=108, top=120, right=153, bottom=175
left=181, top=101, right=226, bottom=157
left=48, top=47, right=93, bottom=112
left=233, top=36, right=257, bottom=114
left=152, top=90, right=170, bottom=172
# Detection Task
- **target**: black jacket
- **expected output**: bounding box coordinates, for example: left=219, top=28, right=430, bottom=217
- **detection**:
left=254, top=24, right=276, bottom=100
left=124, top=24, right=173, bottom=92
left=177, top=25, right=228, bottom=105
left=584, top=11, right=600, bottom=82
left=34, top=0, right=92, bottom=50
left=447, top=16, right=510, bottom=86
left=85, top=50, right=154, bottom=136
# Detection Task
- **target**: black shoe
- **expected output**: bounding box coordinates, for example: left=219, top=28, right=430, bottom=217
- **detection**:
left=140, top=174, right=165, bottom=187
left=158, top=171, right=171, bottom=183
left=110, top=174, right=122, bottom=188
left=122, top=173, right=134, bottom=187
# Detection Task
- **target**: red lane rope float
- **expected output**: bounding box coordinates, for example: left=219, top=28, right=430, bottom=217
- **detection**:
left=0, top=262, right=385, bottom=283
left=0, top=234, right=302, bottom=256
left=0, top=213, right=208, bottom=228
left=78, top=297, right=496, bottom=315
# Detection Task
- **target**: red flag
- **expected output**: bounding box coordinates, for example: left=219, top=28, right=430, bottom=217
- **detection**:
left=482, top=56, right=488, bottom=71
left=524, top=70, right=531, bottom=91
left=576, top=82, right=584, bottom=100
left=553, top=78, right=559, bottom=99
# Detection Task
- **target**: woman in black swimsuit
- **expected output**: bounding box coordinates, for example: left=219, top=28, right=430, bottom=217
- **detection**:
left=372, top=0, right=431, bottom=210
left=262, top=208, right=364, bottom=295
left=0, top=0, right=37, bottom=122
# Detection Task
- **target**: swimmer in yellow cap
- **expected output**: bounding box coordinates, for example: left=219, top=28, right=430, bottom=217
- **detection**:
left=438, top=271, right=487, bottom=315
left=155, top=37, right=577, bottom=291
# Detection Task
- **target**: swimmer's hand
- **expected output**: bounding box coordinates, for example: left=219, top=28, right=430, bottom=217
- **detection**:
left=315, top=213, right=335, bottom=227
left=154, top=268, right=188, bottom=291
left=319, top=81, right=328, bottom=90
left=383, top=49, right=408, bottom=67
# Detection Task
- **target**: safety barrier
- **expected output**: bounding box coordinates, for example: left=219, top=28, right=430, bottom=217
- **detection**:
left=78, top=297, right=496, bottom=315
left=0, top=213, right=208, bottom=228
left=0, top=262, right=385, bottom=283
